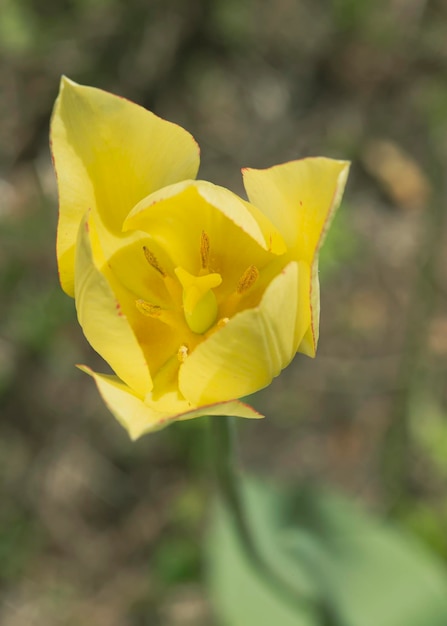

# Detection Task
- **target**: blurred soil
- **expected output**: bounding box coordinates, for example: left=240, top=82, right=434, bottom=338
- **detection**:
left=1, top=0, right=447, bottom=624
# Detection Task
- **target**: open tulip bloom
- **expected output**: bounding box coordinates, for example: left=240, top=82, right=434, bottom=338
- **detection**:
left=51, top=78, right=349, bottom=440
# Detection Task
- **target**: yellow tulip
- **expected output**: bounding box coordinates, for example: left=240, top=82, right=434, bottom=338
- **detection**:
left=50, top=77, right=349, bottom=439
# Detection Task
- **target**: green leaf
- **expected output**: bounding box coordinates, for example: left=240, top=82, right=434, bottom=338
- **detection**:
left=287, top=487, right=447, bottom=626
left=207, top=482, right=320, bottom=626
left=207, top=479, right=447, bottom=626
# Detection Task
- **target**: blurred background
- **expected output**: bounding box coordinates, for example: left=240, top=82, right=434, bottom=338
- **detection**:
left=1, top=0, right=447, bottom=624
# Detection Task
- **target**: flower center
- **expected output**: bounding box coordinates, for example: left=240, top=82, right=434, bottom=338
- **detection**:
left=137, top=232, right=259, bottom=338
left=174, top=267, right=222, bottom=334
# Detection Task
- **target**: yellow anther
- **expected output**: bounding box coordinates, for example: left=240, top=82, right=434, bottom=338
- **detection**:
left=217, top=317, right=230, bottom=329
left=177, top=345, right=189, bottom=363
left=136, top=300, right=181, bottom=329
left=136, top=300, right=162, bottom=317
left=237, top=265, right=259, bottom=294
left=200, top=230, right=210, bottom=269
left=143, top=246, right=166, bottom=277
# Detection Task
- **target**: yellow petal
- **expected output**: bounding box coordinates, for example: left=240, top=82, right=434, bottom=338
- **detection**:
left=299, top=260, right=320, bottom=357
left=123, top=180, right=286, bottom=312
left=294, top=260, right=312, bottom=350
left=125, top=179, right=266, bottom=246
left=92, top=227, right=191, bottom=377
left=145, top=353, right=193, bottom=415
left=179, top=262, right=305, bottom=405
left=242, top=158, right=349, bottom=260
left=242, top=158, right=349, bottom=356
left=75, top=212, right=152, bottom=396
left=124, top=179, right=285, bottom=262
left=78, top=366, right=172, bottom=439
left=51, top=76, right=200, bottom=296
left=79, top=366, right=262, bottom=441
left=240, top=199, right=287, bottom=255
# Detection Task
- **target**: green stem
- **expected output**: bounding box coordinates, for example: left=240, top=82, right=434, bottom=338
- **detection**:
left=209, top=415, right=262, bottom=568
left=209, top=415, right=338, bottom=624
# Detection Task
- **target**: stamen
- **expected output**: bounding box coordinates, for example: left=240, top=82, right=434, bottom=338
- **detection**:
left=136, top=299, right=183, bottom=330
left=177, top=345, right=189, bottom=363
left=136, top=300, right=162, bottom=317
left=143, top=246, right=166, bottom=277
left=200, top=230, right=210, bottom=269
left=217, top=317, right=230, bottom=329
left=237, top=265, right=259, bottom=294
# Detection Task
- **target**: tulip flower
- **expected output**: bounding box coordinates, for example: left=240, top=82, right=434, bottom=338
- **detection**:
left=50, top=77, right=349, bottom=439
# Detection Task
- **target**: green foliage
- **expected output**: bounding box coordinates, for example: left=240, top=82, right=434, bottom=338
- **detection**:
left=400, top=503, right=447, bottom=562
left=331, top=0, right=399, bottom=45
left=152, top=486, right=205, bottom=588
left=0, top=509, right=41, bottom=582
left=207, top=478, right=447, bottom=626
left=208, top=506, right=316, bottom=626
left=210, top=0, right=253, bottom=47
left=153, top=535, right=200, bottom=586
left=411, top=396, right=447, bottom=479
left=0, top=0, right=37, bottom=54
